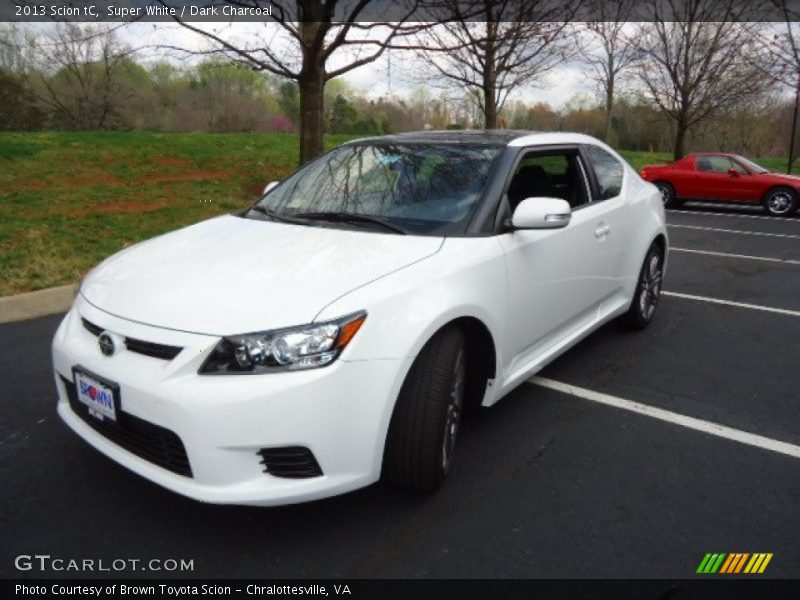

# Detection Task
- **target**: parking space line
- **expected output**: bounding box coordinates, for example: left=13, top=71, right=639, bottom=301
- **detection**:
left=667, top=224, right=800, bottom=240
left=671, top=208, right=800, bottom=222
left=670, top=247, right=800, bottom=265
left=661, top=291, right=800, bottom=317
left=529, top=377, right=800, bottom=460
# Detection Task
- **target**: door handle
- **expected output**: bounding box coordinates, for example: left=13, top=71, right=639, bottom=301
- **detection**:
left=594, top=224, right=611, bottom=239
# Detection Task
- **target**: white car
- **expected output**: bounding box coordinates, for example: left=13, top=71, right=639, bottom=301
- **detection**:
left=52, top=131, right=667, bottom=506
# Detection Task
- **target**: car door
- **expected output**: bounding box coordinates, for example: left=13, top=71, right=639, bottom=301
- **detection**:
left=581, top=144, right=632, bottom=307
left=727, top=157, right=763, bottom=201
left=692, top=155, right=744, bottom=200
left=498, top=148, right=615, bottom=378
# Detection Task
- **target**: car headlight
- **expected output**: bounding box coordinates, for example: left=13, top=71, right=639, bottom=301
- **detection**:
left=199, top=311, right=366, bottom=374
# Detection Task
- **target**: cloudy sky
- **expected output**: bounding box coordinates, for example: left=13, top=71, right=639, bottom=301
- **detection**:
left=109, top=21, right=594, bottom=109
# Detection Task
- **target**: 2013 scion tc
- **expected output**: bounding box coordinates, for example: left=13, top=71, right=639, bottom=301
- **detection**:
left=52, top=131, right=668, bottom=506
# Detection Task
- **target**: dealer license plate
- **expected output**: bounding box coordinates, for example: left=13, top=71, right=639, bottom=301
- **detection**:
left=74, top=369, right=117, bottom=422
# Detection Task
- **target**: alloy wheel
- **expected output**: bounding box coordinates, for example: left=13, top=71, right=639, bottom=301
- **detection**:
left=767, top=191, right=794, bottom=215
left=657, top=184, right=671, bottom=205
left=638, top=252, right=663, bottom=320
left=441, top=348, right=465, bottom=475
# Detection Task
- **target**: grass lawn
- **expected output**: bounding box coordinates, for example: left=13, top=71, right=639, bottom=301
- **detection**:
left=0, top=132, right=791, bottom=296
left=0, top=132, right=353, bottom=296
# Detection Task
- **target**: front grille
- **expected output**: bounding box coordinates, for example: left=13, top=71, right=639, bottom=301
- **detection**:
left=124, top=338, right=182, bottom=360
left=61, top=375, right=192, bottom=477
left=82, top=318, right=104, bottom=336
left=258, top=447, right=323, bottom=478
left=82, top=317, right=182, bottom=361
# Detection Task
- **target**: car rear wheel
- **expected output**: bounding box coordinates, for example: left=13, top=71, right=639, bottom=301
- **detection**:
left=383, top=328, right=466, bottom=492
left=654, top=182, right=680, bottom=209
left=622, top=243, right=664, bottom=329
left=763, top=187, right=798, bottom=217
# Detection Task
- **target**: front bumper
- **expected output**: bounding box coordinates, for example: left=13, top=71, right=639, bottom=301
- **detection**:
left=52, top=296, right=409, bottom=506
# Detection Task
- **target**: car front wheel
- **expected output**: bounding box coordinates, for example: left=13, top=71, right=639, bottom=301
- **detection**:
left=655, top=182, right=680, bottom=209
left=383, top=327, right=466, bottom=492
left=763, top=187, right=798, bottom=217
left=622, top=243, right=664, bottom=329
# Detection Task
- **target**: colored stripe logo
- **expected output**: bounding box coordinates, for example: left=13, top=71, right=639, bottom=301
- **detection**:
left=696, top=553, right=773, bottom=574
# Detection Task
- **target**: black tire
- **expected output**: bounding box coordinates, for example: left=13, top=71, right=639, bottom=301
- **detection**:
left=383, top=328, right=466, bottom=492
left=654, top=181, right=681, bottom=209
left=762, top=187, right=798, bottom=217
left=621, top=243, right=664, bottom=330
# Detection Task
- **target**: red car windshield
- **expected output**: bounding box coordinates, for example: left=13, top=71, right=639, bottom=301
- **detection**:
left=735, top=156, right=770, bottom=174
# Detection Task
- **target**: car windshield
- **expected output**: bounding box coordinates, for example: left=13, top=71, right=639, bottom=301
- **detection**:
left=736, top=156, right=770, bottom=174
left=251, top=143, right=501, bottom=235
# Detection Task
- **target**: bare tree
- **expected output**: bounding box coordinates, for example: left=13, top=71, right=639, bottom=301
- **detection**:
left=0, top=24, right=37, bottom=75
left=415, top=0, right=579, bottom=129
left=760, top=1, right=800, bottom=171
left=168, top=0, right=423, bottom=164
left=35, top=24, right=135, bottom=130
left=578, top=0, right=637, bottom=142
left=633, top=0, right=771, bottom=160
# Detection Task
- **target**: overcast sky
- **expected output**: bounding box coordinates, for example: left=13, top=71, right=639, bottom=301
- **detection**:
left=110, top=21, right=594, bottom=109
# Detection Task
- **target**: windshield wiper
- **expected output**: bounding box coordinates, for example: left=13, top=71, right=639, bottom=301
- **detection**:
left=294, top=211, right=407, bottom=235
left=249, top=205, right=306, bottom=225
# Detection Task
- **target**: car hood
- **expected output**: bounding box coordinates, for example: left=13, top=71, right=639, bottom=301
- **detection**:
left=81, top=215, right=444, bottom=335
left=764, top=172, right=800, bottom=185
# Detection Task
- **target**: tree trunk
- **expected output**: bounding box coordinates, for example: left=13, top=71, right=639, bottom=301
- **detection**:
left=298, top=74, right=325, bottom=165
left=298, top=17, right=326, bottom=165
left=603, top=74, right=614, bottom=143
left=673, top=119, right=688, bottom=161
left=482, top=19, right=497, bottom=129
left=483, top=85, right=497, bottom=129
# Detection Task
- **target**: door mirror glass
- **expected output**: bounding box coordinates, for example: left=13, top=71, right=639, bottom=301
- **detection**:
left=511, top=197, right=572, bottom=230
left=263, top=181, right=279, bottom=195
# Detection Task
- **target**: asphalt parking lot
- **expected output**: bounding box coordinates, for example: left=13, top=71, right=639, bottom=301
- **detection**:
left=1, top=202, right=799, bottom=579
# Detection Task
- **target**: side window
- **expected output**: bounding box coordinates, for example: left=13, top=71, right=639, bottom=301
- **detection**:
left=506, top=151, right=589, bottom=211
left=584, top=145, right=623, bottom=200
left=705, top=155, right=741, bottom=174
left=729, top=158, right=748, bottom=174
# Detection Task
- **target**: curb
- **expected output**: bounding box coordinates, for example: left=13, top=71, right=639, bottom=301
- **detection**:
left=0, top=284, right=77, bottom=325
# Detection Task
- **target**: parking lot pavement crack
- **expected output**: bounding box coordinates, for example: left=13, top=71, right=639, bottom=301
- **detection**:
left=525, top=439, right=552, bottom=469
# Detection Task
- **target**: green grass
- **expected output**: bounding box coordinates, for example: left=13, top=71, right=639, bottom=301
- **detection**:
left=0, top=132, right=792, bottom=296
left=0, top=132, right=354, bottom=296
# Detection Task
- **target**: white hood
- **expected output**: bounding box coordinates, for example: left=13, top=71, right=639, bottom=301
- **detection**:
left=81, top=215, right=443, bottom=335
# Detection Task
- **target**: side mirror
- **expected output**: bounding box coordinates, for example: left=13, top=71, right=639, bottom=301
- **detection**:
left=511, top=197, right=572, bottom=230
left=263, top=181, right=279, bottom=195
left=727, top=168, right=740, bottom=177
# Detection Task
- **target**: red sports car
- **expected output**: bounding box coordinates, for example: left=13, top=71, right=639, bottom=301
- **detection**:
left=640, top=153, right=799, bottom=216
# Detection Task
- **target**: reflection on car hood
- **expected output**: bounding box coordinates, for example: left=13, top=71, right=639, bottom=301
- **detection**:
left=81, top=215, right=444, bottom=335
left=769, top=173, right=800, bottom=183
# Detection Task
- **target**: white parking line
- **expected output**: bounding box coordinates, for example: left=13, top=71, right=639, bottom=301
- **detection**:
left=529, top=377, right=800, bottom=460
left=661, top=291, right=800, bottom=317
left=669, top=247, right=800, bottom=265
left=667, top=224, right=800, bottom=240
left=671, top=207, right=799, bottom=222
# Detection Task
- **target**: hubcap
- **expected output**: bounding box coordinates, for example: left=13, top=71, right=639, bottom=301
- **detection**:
left=638, top=253, right=662, bottom=320
left=441, top=349, right=465, bottom=475
left=768, top=192, right=792, bottom=214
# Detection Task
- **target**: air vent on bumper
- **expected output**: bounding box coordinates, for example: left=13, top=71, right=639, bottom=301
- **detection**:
left=257, top=447, right=323, bottom=478
left=61, top=375, right=192, bottom=477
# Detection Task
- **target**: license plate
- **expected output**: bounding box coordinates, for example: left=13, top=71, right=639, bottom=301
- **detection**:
left=74, top=368, right=118, bottom=422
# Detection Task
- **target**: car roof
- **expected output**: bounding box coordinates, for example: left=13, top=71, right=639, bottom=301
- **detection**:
left=346, top=129, right=605, bottom=148
left=347, top=129, right=534, bottom=146
left=689, top=152, right=741, bottom=158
